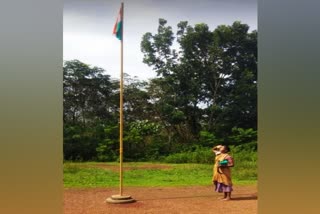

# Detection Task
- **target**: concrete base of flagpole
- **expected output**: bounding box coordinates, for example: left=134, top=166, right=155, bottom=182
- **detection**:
left=106, top=195, right=136, bottom=204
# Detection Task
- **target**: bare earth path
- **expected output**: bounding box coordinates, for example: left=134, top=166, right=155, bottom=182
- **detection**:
left=64, top=185, right=257, bottom=214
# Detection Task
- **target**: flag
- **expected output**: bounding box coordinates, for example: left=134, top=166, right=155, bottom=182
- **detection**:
left=113, top=6, right=123, bottom=40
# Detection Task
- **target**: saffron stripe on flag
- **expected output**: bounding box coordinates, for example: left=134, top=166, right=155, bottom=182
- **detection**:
left=113, top=6, right=122, bottom=40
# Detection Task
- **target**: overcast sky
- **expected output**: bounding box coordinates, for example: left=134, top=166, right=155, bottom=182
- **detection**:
left=64, top=0, right=257, bottom=81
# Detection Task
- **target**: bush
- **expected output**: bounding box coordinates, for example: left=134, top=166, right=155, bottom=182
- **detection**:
left=228, top=128, right=257, bottom=145
left=163, top=147, right=214, bottom=164
left=162, top=142, right=257, bottom=180
left=198, top=131, right=223, bottom=147
left=231, top=141, right=257, bottom=152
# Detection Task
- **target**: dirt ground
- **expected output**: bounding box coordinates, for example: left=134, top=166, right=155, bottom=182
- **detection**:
left=64, top=185, right=257, bottom=214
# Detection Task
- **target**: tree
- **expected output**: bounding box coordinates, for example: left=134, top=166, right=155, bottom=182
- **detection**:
left=211, top=23, right=257, bottom=136
left=63, top=60, right=118, bottom=160
left=63, top=60, right=117, bottom=126
left=141, top=19, right=257, bottom=143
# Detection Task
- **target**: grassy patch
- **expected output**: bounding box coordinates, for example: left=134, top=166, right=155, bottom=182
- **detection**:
left=64, top=162, right=257, bottom=188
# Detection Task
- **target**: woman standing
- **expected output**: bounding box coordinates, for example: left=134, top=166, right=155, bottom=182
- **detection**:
left=212, top=145, right=234, bottom=201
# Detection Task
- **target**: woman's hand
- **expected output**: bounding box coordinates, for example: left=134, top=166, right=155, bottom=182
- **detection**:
left=227, top=157, right=234, bottom=167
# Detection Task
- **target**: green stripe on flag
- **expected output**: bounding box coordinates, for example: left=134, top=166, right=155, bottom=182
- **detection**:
left=116, top=21, right=122, bottom=40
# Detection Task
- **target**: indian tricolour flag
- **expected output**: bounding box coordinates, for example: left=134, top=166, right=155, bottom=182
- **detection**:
left=113, top=5, right=123, bottom=40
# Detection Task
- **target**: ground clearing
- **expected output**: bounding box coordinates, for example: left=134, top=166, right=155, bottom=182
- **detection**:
left=64, top=185, right=257, bottom=214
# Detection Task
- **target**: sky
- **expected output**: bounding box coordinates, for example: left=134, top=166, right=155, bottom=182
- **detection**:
left=64, top=0, right=257, bottom=81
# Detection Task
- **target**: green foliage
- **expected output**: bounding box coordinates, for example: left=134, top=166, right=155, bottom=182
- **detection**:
left=63, top=19, right=257, bottom=162
left=96, top=140, right=117, bottom=162
left=199, top=131, right=223, bottom=147
left=63, top=125, right=99, bottom=161
left=163, top=143, right=257, bottom=163
left=162, top=143, right=257, bottom=180
left=228, top=127, right=257, bottom=145
left=231, top=147, right=257, bottom=180
left=141, top=19, right=257, bottom=143
left=231, top=141, right=257, bottom=152
left=94, top=125, right=118, bottom=161
left=163, top=147, right=214, bottom=164
left=129, top=120, right=162, bottom=136
left=63, top=60, right=117, bottom=125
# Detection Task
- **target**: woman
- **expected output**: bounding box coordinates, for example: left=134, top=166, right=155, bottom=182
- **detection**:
left=212, top=145, right=234, bottom=201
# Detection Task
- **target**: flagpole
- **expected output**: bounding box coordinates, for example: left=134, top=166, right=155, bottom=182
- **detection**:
left=119, top=1, right=124, bottom=197
left=106, top=1, right=135, bottom=204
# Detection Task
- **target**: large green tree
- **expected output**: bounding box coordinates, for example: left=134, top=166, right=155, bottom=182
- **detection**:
left=63, top=60, right=117, bottom=125
left=141, top=19, right=257, bottom=143
left=63, top=60, right=118, bottom=160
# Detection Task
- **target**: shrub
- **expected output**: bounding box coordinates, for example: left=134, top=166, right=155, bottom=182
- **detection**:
left=228, top=127, right=257, bottom=145
left=162, top=142, right=257, bottom=180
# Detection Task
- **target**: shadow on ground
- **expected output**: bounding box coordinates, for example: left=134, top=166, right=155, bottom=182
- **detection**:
left=230, top=195, right=258, bottom=201
left=140, top=193, right=257, bottom=201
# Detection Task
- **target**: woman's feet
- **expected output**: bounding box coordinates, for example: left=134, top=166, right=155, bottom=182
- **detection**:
left=221, top=197, right=231, bottom=201
left=219, top=192, right=231, bottom=201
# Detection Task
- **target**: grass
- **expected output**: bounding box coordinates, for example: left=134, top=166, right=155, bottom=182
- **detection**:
left=64, top=162, right=257, bottom=188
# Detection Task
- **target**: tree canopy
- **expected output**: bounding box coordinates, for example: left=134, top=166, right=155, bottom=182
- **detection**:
left=63, top=20, right=257, bottom=161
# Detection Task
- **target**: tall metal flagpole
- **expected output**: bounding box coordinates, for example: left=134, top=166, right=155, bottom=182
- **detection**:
left=106, top=2, right=135, bottom=204
left=119, top=1, right=124, bottom=197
